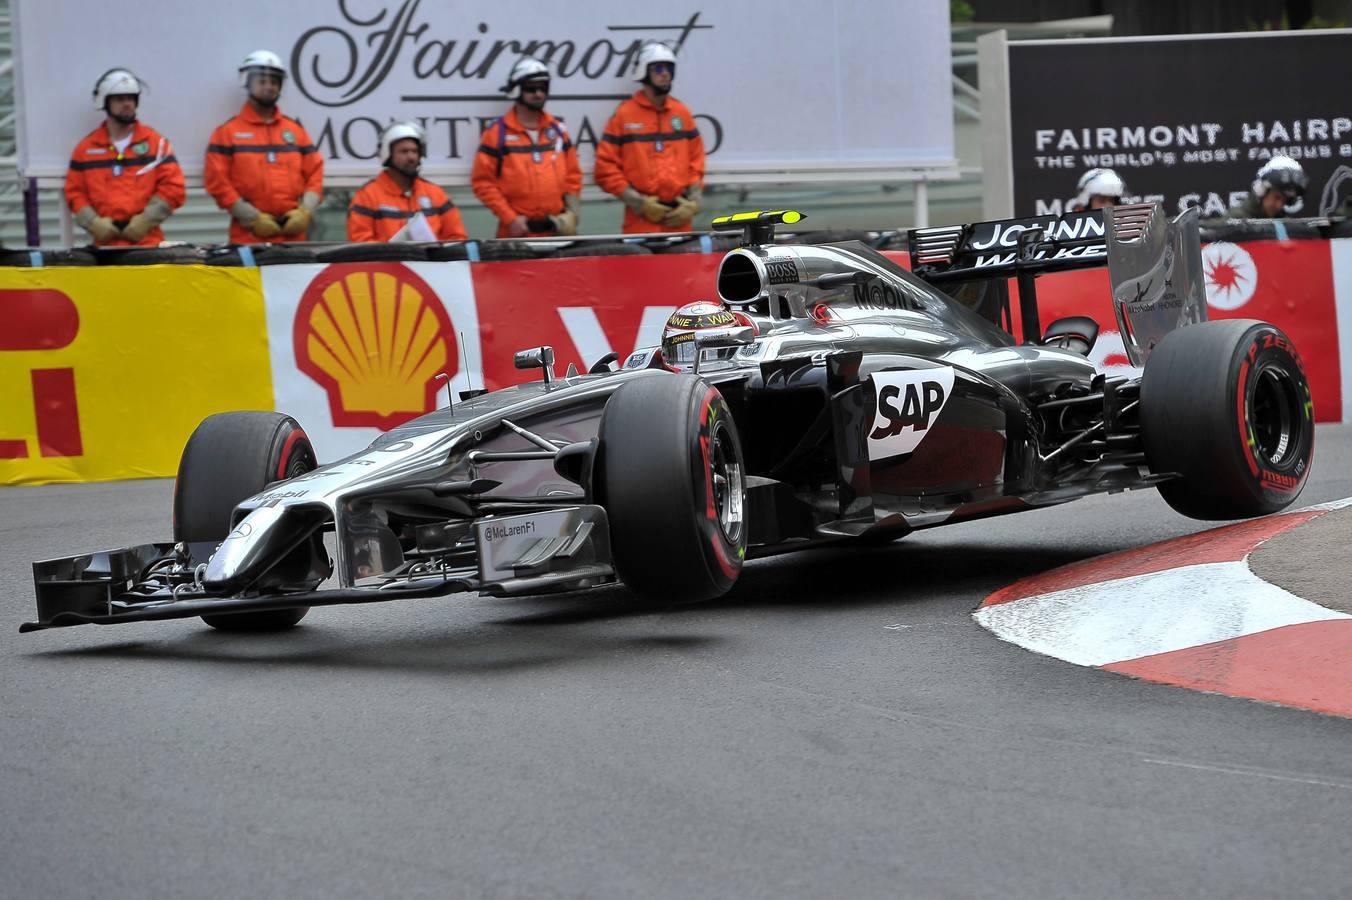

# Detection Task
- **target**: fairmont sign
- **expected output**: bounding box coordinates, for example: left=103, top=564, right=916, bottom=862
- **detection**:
left=290, top=0, right=710, bottom=107
left=16, top=0, right=956, bottom=184
left=998, top=30, right=1352, bottom=219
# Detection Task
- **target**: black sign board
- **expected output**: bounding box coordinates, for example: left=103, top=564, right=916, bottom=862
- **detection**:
left=1007, top=31, right=1352, bottom=218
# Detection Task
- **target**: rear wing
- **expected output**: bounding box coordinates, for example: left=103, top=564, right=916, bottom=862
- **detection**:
left=909, top=204, right=1206, bottom=365
left=908, top=209, right=1107, bottom=282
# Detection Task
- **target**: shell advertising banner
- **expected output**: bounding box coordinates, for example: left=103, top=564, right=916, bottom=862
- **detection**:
left=262, top=255, right=721, bottom=463
left=0, top=242, right=1348, bottom=485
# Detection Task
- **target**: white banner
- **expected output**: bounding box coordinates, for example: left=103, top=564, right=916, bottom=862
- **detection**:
left=15, top=0, right=956, bottom=184
left=262, top=261, right=483, bottom=461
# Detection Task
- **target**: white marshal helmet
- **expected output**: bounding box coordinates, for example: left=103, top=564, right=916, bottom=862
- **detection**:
left=1253, top=155, right=1307, bottom=198
left=379, top=121, right=427, bottom=165
left=501, top=56, right=550, bottom=99
left=1075, top=168, right=1127, bottom=208
left=238, top=49, right=287, bottom=87
left=92, top=68, right=142, bottom=111
left=633, top=41, right=677, bottom=82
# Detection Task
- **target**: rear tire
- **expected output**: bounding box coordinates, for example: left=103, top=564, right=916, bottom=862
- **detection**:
left=597, top=375, right=746, bottom=603
left=174, top=412, right=318, bottom=630
left=1140, top=320, right=1314, bottom=519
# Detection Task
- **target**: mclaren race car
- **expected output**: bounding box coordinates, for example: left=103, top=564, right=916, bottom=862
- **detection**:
left=24, top=205, right=1315, bottom=633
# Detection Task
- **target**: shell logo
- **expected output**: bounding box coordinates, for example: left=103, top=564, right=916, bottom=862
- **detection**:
left=293, top=263, right=456, bottom=430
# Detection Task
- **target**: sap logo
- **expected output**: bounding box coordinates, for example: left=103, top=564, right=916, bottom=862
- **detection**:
left=867, top=367, right=956, bottom=460
left=872, top=382, right=945, bottom=439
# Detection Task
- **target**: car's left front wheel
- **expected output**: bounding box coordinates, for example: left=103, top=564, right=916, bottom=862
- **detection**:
left=174, top=412, right=317, bottom=631
left=597, top=374, right=747, bottom=603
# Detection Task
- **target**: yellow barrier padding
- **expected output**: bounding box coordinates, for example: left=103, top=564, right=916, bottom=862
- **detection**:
left=0, top=266, right=274, bottom=485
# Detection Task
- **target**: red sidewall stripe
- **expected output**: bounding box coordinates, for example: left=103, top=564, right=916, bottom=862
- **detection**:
left=275, top=429, right=306, bottom=480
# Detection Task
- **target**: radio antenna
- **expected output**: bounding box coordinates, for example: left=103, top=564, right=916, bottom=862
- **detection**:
left=458, top=330, right=474, bottom=395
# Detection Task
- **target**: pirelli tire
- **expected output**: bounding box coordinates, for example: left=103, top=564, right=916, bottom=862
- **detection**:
left=1140, top=320, right=1314, bottom=520
left=597, top=374, right=746, bottom=603
left=173, top=412, right=318, bottom=631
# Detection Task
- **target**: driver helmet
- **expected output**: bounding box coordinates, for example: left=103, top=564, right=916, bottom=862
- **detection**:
left=1253, top=155, right=1307, bottom=200
left=660, top=301, right=748, bottom=369
left=1075, top=168, right=1127, bottom=209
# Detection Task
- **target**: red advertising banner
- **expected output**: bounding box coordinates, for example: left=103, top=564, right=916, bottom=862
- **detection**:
left=470, top=254, right=723, bottom=389
left=1031, top=240, right=1342, bottom=421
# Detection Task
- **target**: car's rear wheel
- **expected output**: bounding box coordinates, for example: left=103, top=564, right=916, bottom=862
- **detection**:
left=174, top=412, right=318, bottom=630
left=597, top=374, right=746, bottom=603
left=1140, top=320, right=1314, bottom=520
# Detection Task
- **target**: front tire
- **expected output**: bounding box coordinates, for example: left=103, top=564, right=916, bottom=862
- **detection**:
left=174, top=412, right=318, bottom=631
left=1140, top=320, right=1313, bottom=519
left=597, top=375, right=747, bottom=603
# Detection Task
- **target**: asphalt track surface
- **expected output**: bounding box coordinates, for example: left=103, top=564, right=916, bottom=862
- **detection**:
left=4, top=426, right=1352, bottom=900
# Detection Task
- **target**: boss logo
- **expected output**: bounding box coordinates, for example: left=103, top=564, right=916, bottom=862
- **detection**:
left=764, top=259, right=799, bottom=285
left=867, top=368, right=956, bottom=460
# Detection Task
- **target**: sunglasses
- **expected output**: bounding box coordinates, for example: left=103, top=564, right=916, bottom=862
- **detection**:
left=648, top=63, right=674, bottom=75
left=520, top=82, right=550, bottom=94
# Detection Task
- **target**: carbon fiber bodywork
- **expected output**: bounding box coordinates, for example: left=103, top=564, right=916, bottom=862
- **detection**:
left=26, top=207, right=1199, bottom=632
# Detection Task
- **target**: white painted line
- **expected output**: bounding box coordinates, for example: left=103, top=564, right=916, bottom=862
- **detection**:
left=974, top=560, right=1349, bottom=667
left=1304, top=496, right=1352, bottom=512
left=1140, top=758, right=1352, bottom=792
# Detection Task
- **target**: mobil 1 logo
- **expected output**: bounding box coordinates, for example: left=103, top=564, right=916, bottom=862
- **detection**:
left=867, top=367, right=955, bottom=460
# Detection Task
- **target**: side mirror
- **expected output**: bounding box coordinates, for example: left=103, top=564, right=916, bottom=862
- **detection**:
left=1040, top=315, right=1099, bottom=355
left=695, top=325, right=756, bottom=350
left=513, top=346, right=555, bottom=383
left=692, top=326, right=756, bottom=374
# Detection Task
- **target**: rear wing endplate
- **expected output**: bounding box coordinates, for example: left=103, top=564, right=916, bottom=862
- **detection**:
left=910, top=204, right=1206, bottom=362
left=1104, top=204, right=1207, bottom=366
